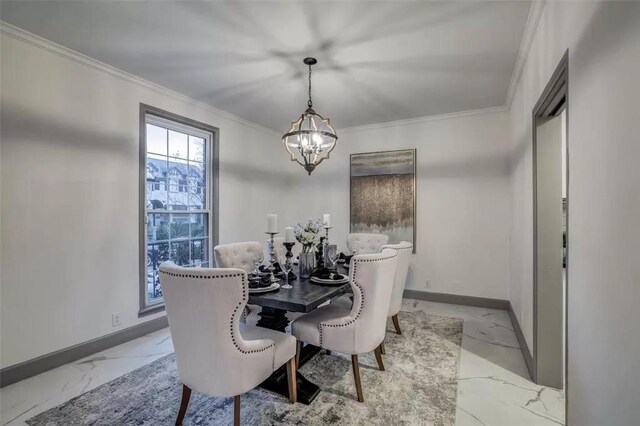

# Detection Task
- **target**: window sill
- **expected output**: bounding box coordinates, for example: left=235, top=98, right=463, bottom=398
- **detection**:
left=138, top=303, right=166, bottom=318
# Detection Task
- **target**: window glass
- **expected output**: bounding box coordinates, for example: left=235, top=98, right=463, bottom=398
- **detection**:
left=143, top=113, right=214, bottom=308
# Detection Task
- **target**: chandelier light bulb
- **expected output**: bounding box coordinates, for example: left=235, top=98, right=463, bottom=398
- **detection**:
left=312, top=133, right=322, bottom=146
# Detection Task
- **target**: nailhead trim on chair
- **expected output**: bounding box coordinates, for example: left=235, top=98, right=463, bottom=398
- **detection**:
left=318, top=252, right=397, bottom=345
left=160, top=268, right=274, bottom=355
left=230, top=273, right=274, bottom=355
left=159, top=270, right=245, bottom=279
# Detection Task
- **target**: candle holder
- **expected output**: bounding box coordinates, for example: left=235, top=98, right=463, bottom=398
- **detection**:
left=282, top=242, right=296, bottom=288
left=323, top=226, right=332, bottom=241
left=322, top=226, right=333, bottom=267
left=265, top=231, right=279, bottom=283
left=283, top=242, right=296, bottom=264
left=317, top=237, right=325, bottom=269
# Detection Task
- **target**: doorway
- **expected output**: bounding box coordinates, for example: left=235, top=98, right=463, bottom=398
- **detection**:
left=532, top=51, right=568, bottom=390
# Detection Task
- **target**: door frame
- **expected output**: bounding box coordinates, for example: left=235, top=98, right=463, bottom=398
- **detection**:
left=532, top=50, right=569, bottom=391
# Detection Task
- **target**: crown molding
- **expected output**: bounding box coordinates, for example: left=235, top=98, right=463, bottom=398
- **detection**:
left=339, top=105, right=508, bottom=134
left=0, top=21, right=281, bottom=137
left=2, top=0, right=543, bottom=138
left=505, top=0, right=547, bottom=108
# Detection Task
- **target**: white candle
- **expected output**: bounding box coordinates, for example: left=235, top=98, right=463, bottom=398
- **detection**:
left=323, top=213, right=331, bottom=228
left=284, top=227, right=295, bottom=243
left=267, top=214, right=278, bottom=233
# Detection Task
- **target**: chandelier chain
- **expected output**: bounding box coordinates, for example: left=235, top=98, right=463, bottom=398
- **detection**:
left=307, top=64, right=313, bottom=108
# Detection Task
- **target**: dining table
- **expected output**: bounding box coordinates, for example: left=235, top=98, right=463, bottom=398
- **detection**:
left=248, top=264, right=351, bottom=405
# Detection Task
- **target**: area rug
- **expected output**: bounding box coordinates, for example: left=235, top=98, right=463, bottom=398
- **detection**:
left=27, top=311, right=462, bottom=425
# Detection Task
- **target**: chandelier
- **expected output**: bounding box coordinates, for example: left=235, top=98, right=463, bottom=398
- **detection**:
left=282, top=57, right=338, bottom=175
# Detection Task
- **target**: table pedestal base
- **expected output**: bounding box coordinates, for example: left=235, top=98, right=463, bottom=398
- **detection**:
left=259, top=366, right=320, bottom=405
left=256, top=306, right=290, bottom=331
left=255, top=306, right=322, bottom=405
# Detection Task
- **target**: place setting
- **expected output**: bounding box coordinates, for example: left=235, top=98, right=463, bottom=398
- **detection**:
left=248, top=214, right=349, bottom=294
left=309, top=242, right=349, bottom=286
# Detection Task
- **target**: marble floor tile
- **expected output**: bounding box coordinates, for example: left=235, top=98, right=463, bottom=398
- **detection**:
left=1, top=300, right=565, bottom=426
left=1, top=328, right=173, bottom=426
left=400, top=300, right=565, bottom=425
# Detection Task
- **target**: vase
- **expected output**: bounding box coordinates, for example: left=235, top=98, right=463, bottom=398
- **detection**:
left=298, top=251, right=316, bottom=279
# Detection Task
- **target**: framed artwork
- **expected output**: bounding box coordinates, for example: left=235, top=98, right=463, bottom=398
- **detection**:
left=350, top=148, right=416, bottom=251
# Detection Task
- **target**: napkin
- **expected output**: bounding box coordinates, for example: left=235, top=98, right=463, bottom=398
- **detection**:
left=312, top=268, right=345, bottom=281
left=259, top=262, right=283, bottom=274
left=259, top=274, right=272, bottom=287
left=312, top=267, right=332, bottom=279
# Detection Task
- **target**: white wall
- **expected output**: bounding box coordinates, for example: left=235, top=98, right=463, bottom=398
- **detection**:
left=286, top=110, right=512, bottom=300
left=508, top=2, right=640, bottom=423
left=0, top=32, right=294, bottom=368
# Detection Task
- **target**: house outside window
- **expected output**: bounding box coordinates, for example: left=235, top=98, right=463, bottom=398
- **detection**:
left=140, top=105, right=218, bottom=316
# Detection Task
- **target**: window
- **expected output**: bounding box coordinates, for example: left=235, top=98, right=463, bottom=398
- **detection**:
left=140, top=105, right=218, bottom=316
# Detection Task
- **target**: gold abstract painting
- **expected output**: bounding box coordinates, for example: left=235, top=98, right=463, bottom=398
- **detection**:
left=350, top=149, right=416, bottom=249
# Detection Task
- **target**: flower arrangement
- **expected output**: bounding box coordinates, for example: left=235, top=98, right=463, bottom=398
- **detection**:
left=294, top=218, right=323, bottom=253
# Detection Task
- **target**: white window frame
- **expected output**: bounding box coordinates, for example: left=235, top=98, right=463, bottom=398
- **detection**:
left=139, top=104, right=219, bottom=316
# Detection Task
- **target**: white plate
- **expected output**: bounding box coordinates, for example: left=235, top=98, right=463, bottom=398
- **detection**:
left=258, top=269, right=284, bottom=277
left=249, top=283, right=280, bottom=294
left=310, top=276, right=349, bottom=285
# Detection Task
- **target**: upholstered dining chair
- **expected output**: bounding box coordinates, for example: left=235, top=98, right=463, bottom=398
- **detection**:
left=346, top=233, right=389, bottom=254
left=334, top=241, right=413, bottom=353
left=159, top=262, right=297, bottom=426
left=213, top=241, right=263, bottom=273
left=214, top=241, right=263, bottom=324
left=291, top=249, right=398, bottom=402
left=380, top=241, right=413, bottom=351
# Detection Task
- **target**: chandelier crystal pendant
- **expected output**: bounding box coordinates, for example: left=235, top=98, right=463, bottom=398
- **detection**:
left=282, top=57, right=338, bottom=175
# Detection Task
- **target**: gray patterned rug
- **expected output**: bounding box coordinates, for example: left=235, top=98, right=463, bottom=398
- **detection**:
left=27, top=311, right=462, bottom=425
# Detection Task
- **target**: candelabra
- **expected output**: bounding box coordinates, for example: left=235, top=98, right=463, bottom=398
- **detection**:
left=265, top=231, right=279, bottom=283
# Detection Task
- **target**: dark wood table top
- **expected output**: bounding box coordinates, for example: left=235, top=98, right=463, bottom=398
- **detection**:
left=248, top=265, right=351, bottom=313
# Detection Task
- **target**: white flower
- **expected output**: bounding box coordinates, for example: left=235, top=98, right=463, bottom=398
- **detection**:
left=295, top=217, right=323, bottom=251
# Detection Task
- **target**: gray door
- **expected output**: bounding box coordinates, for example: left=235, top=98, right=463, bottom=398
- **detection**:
left=534, top=114, right=564, bottom=389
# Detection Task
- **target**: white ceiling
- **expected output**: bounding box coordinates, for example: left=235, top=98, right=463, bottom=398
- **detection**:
left=1, top=1, right=532, bottom=132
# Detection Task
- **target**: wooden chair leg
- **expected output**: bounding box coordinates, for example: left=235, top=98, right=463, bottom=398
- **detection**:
left=234, top=395, right=240, bottom=426
left=175, top=385, right=191, bottom=426
left=380, top=341, right=386, bottom=355
left=351, top=354, right=364, bottom=402
left=374, top=345, right=385, bottom=371
left=295, top=340, right=302, bottom=371
left=286, top=357, right=297, bottom=403
left=392, top=314, right=402, bottom=335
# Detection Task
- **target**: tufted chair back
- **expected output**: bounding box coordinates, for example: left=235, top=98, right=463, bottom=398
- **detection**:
left=381, top=241, right=413, bottom=317
left=214, top=241, right=263, bottom=273
left=159, top=262, right=277, bottom=397
left=320, top=249, right=397, bottom=354
left=347, top=233, right=389, bottom=254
